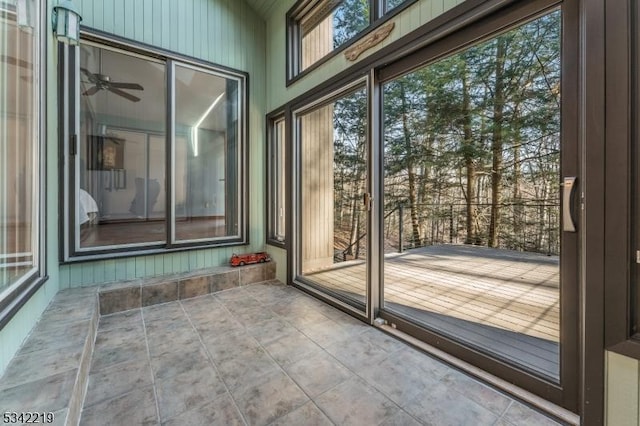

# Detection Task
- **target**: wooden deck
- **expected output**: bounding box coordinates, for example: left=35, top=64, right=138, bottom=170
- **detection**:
left=304, top=244, right=560, bottom=380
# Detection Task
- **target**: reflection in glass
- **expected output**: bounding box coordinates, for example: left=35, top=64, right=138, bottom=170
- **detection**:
left=78, top=44, right=166, bottom=248
left=269, top=118, right=286, bottom=242
left=174, top=65, right=240, bottom=241
left=298, top=85, right=368, bottom=309
left=384, top=0, right=407, bottom=13
left=1, top=1, right=40, bottom=292
left=301, top=0, right=370, bottom=71
left=382, top=12, right=561, bottom=380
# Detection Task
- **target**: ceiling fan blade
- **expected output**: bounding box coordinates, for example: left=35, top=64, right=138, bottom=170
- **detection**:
left=107, top=87, right=141, bottom=102
left=109, top=82, right=144, bottom=91
left=80, top=67, right=99, bottom=83
left=83, top=86, right=100, bottom=96
left=0, top=55, right=32, bottom=69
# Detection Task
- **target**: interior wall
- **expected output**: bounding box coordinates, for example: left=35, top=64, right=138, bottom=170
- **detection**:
left=606, top=351, right=640, bottom=425
left=57, top=0, right=267, bottom=288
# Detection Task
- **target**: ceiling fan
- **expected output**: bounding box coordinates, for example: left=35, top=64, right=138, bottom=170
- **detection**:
left=80, top=67, right=144, bottom=102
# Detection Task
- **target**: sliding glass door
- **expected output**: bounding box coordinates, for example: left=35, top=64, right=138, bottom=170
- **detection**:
left=290, top=1, right=578, bottom=410
left=376, top=6, right=578, bottom=409
left=63, top=38, right=247, bottom=260
left=295, top=81, right=370, bottom=314
left=381, top=10, right=562, bottom=379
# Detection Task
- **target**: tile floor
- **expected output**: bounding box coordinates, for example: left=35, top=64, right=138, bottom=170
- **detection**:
left=80, top=280, right=561, bottom=426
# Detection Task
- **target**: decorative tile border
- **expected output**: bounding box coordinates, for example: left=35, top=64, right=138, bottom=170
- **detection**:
left=98, top=262, right=276, bottom=315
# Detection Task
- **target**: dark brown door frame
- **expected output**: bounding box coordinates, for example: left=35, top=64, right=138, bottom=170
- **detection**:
left=375, top=0, right=581, bottom=413
left=580, top=0, right=606, bottom=423
left=276, top=0, right=608, bottom=421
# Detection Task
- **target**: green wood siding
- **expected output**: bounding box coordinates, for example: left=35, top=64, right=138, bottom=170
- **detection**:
left=265, top=0, right=465, bottom=111
left=606, top=351, right=640, bottom=426
left=55, top=0, right=267, bottom=289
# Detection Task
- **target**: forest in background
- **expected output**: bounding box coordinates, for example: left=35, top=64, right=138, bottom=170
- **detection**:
left=331, top=11, right=562, bottom=261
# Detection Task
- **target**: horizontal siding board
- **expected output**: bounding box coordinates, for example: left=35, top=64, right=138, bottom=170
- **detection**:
left=69, top=265, right=83, bottom=287
left=104, top=259, right=117, bottom=283
left=162, top=0, right=171, bottom=49
left=81, top=262, right=95, bottom=286
left=63, top=0, right=265, bottom=287
left=113, top=0, right=124, bottom=37
left=607, top=352, right=640, bottom=426
left=102, top=0, right=114, bottom=34
left=154, top=255, right=165, bottom=276
left=145, top=257, right=155, bottom=277
left=133, top=0, right=143, bottom=41
left=59, top=265, right=70, bottom=289
left=93, top=260, right=105, bottom=284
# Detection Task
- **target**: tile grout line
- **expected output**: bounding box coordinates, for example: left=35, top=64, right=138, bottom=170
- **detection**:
left=320, top=343, right=427, bottom=426
left=140, top=307, right=163, bottom=426
left=178, top=298, right=249, bottom=426
left=73, top=295, right=100, bottom=426
left=493, top=400, right=515, bottom=425
left=251, top=286, right=371, bottom=425
left=251, top=321, right=332, bottom=425
left=266, top=289, right=428, bottom=425
left=212, top=285, right=333, bottom=425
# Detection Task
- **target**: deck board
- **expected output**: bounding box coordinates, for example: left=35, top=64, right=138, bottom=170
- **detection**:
left=304, top=244, right=560, bottom=380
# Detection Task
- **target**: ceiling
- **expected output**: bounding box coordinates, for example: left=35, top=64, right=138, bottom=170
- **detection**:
left=243, top=0, right=282, bottom=20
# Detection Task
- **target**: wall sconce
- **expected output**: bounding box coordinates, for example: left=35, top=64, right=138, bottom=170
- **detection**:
left=52, top=0, right=82, bottom=45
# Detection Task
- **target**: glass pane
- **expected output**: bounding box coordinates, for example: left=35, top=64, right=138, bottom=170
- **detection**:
left=1, top=0, right=39, bottom=291
left=269, top=118, right=286, bottom=242
left=382, top=11, right=561, bottom=380
left=301, top=0, right=370, bottom=71
left=298, top=85, right=368, bottom=309
left=78, top=44, right=166, bottom=248
left=384, top=0, right=407, bottom=13
left=174, top=65, right=240, bottom=241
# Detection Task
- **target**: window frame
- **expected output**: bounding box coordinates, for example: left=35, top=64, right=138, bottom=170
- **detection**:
left=604, top=0, right=640, bottom=360
left=60, top=30, right=249, bottom=262
left=290, top=76, right=371, bottom=318
left=281, top=0, right=596, bottom=417
left=266, top=110, right=287, bottom=248
left=286, top=0, right=418, bottom=85
left=0, top=0, right=48, bottom=329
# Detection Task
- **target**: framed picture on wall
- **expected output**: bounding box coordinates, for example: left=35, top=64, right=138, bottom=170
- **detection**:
left=87, top=134, right=125, bottom=170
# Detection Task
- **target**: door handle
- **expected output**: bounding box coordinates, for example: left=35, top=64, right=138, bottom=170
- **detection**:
left=563, top=177, right=577, bottom=232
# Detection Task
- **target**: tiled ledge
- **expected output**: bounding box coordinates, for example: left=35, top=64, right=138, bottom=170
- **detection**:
left=0, top=261, right=276, bottom=426
left=98, top=262, right=276, bottom=315
left=0, top=287, right=99, bottom=426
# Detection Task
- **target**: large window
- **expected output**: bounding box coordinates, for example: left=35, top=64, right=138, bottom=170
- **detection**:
left=0, top=0, right=44, bottom=318
left=62, top=37, right=247, bottom=260
left=267, top=114, right=286, bottom=246
left=173, top=64, right=241, bottom=243
left=287, top=0, right=415, bottom=80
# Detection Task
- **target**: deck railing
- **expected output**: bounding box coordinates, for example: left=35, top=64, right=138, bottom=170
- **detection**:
left=334, top=201, right=560, bottom=263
